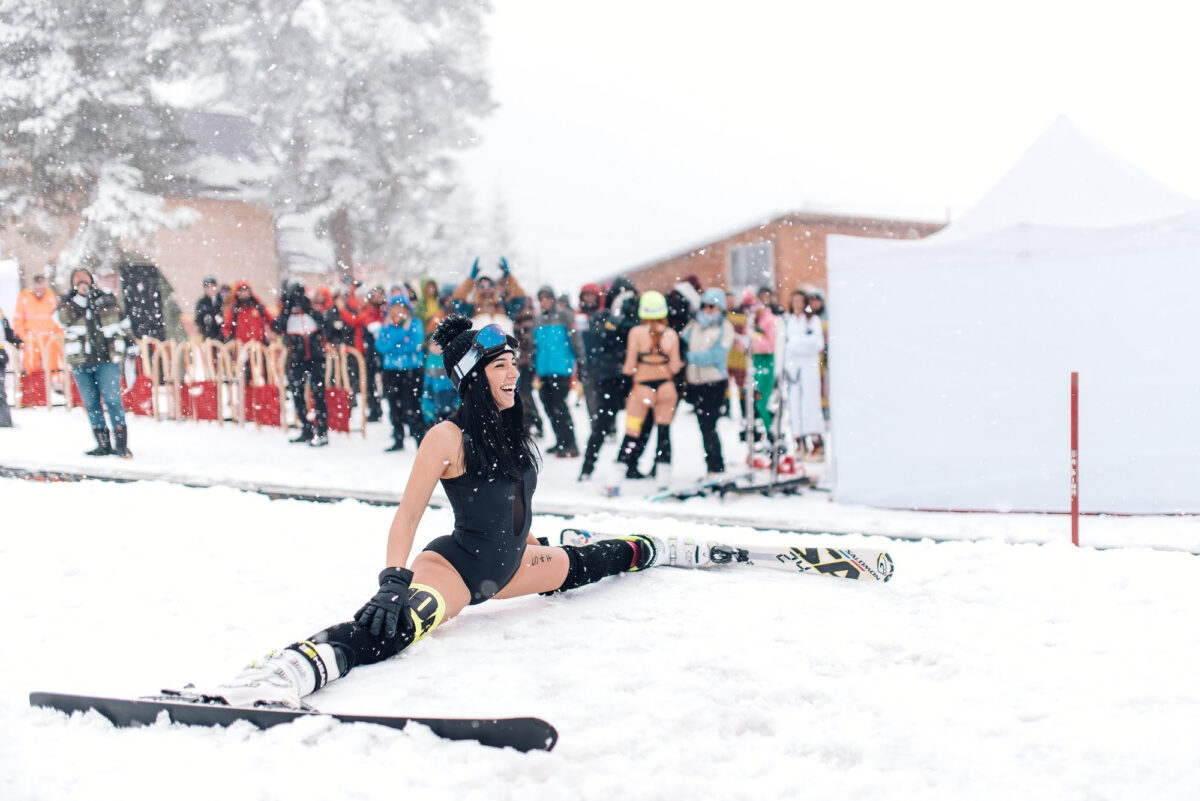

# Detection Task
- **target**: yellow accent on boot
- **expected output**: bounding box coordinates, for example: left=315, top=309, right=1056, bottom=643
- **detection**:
left=611, top=535, right=660, bottom=571
left=406, top=583, right=446, bottom=643
left=625, top=415, right=645, bottom=436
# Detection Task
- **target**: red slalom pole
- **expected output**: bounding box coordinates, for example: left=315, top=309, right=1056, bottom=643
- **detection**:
left=1070, top=371, right=1079, bottom=546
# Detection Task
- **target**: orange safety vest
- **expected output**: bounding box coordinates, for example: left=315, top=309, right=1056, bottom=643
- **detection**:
left=12, top=289, right=64, bottom=372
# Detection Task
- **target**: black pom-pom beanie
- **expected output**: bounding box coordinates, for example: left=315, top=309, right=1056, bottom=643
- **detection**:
left=433, top=315, right=482, bottom=395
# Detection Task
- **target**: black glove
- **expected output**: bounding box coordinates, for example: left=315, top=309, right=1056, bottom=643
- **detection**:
left=354, top=567, right=414, bottom=640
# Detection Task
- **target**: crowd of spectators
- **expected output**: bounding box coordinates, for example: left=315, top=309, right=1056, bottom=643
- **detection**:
left=0, top=260, right=830, bottom=487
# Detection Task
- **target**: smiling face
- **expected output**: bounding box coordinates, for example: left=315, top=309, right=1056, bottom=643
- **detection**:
left=483, top=352, right=519, bottom=411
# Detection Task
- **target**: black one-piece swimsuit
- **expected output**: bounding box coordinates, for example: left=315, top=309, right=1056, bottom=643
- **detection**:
left=423, top=461, right=537, bottom=604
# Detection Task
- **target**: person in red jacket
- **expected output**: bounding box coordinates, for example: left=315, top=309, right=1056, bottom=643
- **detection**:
left=335, top=284, right=386, bottom=421
left=222, top=281, right=274, bottom=345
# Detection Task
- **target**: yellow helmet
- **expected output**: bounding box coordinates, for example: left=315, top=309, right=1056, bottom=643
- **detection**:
left=638, top=290, right=668, bottom=320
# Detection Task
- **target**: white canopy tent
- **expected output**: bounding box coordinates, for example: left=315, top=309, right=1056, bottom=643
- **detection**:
left=826, top=117, right=1200, bottom=514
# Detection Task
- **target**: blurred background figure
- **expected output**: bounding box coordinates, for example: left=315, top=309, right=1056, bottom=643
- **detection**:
left=13, top=272, right=63, bottom=375
left=376, top=293, right=427, bottom=452
left=194, top=276, right=225, bottom=341
left=55, top=268, right=134, bottom=458
left=615, top=290, right=682, bottom=488
left=681, top=288, right=734, bottom=477
left=533, top=284, right=582, bottom=457
left=782, top=289, right=826, bottom=460
left=578, top=278, right=638, bottom=481
left=0, top=304, right=23, bottom=427
left=574, top=283, right=604, bottom=423
left=274, top=282, right=330, bottom=447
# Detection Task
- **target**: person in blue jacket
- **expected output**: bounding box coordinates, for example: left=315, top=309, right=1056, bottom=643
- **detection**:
left=376, top=294, right=426, bottom=451
left=532, top=284, right=584, bottom=457
left=680, top=288, right=736, bottom=476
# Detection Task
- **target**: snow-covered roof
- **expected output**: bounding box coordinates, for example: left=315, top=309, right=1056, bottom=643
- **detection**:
left=936, top=116, right=1199, bottom=241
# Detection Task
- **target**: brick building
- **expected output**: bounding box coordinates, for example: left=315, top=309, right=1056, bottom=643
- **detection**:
left=0, top=110, right=282, bottom=332
left=615, top=212, right=945, bottom=299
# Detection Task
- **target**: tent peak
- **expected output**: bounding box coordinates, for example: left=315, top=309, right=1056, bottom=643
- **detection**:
left=937, top=116, right=1198, bottom=240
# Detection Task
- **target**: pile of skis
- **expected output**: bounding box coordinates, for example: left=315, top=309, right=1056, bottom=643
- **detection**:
left=647, top=361, right=823, bottom=502
left=646, top=468, right=811, bottom=501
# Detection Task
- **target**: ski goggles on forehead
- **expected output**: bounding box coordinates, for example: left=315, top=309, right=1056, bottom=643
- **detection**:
left=452, top=324, right=519, bottom=382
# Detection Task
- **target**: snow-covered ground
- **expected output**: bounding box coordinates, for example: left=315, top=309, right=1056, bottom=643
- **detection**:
left=5, top=478, right=1200, bottom=800
left=3, top=403, right=1200, bottom=800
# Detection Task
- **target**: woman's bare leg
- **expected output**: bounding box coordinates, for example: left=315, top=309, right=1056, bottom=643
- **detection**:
left=623, top=384, right=654, bottom=434
left=408, top=550, right=472, bottom=621
left=491, top=545, right=571, bottom=599
left=653, top=381, right=678, bottom=425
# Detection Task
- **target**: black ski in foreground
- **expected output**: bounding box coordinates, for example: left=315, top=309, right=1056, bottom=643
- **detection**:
left=29, top=691, right=558, bottom=752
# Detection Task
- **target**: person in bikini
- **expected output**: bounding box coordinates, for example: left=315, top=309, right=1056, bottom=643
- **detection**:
left=614, top=291, right=684, bottom=485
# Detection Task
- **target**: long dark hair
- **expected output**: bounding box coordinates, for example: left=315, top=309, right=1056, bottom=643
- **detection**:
left=451, top=359, right=540, bottom=482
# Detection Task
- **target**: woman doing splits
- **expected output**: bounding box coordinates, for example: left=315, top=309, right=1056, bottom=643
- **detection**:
left=197, top=315, right=664, bottom=709
left=614, top=291, right=684, bottom=484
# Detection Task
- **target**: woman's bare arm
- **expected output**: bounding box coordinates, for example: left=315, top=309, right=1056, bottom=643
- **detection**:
left=384, top=422, right=462, bottom=568
left=665, top=328, right=684, bottom=375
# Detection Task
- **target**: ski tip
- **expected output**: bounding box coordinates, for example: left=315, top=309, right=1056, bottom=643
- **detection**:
left=877, top=552, right=896, bottom=582
left=532, top=719, right=559, bottom=752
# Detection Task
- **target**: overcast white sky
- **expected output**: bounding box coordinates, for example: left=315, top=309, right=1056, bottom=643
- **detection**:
left=458, top=0, right=1200, bottom=287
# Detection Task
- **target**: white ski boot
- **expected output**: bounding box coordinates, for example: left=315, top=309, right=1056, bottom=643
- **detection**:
left=611, top=533, right=664, bottom=571
left=659, top=536, right=746, bottom=568
left=191, top=643, right=339, bottom=709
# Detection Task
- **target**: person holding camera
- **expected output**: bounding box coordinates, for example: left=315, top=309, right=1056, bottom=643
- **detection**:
left=54, top=269, right=134, bottom=457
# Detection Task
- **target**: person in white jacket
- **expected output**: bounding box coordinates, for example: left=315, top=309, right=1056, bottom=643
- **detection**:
left=782, top=289, right=826, bottom=460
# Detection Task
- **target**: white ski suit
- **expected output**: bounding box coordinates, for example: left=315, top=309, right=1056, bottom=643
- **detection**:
left=782, top=312, right=825, bottom=438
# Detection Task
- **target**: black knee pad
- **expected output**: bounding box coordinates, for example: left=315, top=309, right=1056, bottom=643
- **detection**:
left=312, top=584, right=445, bottom=670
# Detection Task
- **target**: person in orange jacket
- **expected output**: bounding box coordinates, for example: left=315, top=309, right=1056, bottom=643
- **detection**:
left=12, top=273, right=64, bottom=374
left=222, top=281, right=274, bottom=345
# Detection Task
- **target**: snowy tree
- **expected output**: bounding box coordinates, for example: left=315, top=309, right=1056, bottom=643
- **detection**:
left=486, top=190, right=520, bottom=265
left=0, top=3, right=211, bottom=276
left=213, top=0, right=495, bottom=282
left=0, top=1, right=495, bottom=283
left=401, top=182, right=485, bottom=282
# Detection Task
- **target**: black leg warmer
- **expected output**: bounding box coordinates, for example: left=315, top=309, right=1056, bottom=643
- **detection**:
left=309, top=585, right=444, bottom=673
left=546, top=541, right=636, bottom=594
left=655, top=424, right=672, bottom=464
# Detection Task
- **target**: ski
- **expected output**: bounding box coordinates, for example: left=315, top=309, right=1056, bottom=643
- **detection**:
left=645, top=470, right=756, bottom=501
left=647, top=471, right=812, bottom=502
left=29, top=691, right=558, bottom=752
left=711, top=473, right=811, bottom=498
left=560, top=528, right=894, bottom=582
